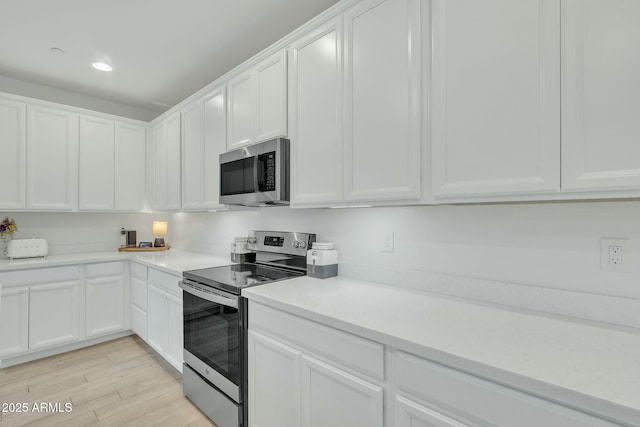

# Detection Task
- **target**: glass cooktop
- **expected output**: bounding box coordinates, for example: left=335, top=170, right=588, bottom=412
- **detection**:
left=183, top=263, right=304, bottom=295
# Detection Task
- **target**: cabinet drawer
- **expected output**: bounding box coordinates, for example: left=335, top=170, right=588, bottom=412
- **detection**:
left=249, top=302, right=384, bottom=380
left=130, top=262, right=147, bottom=280
left=148, top=268, right=181, bottom=295
left=86, top=261, right=124, bottom=278
left=0, top=266, right=79, bottom=287
left=395, top=351, right=618, bottom=427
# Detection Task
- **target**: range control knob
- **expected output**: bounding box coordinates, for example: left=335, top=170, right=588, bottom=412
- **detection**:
left=248, top=237, right=257, bottom=244
left=292, top=240, right=300, bottom=248
left=298, top=241, right=307, bottom=249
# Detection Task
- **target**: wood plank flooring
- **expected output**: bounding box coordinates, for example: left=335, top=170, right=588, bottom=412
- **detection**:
left=0, top=336, right=217, bottom=426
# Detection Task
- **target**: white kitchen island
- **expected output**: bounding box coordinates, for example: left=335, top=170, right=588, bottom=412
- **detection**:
left=243, top=276, right=640, bottom=427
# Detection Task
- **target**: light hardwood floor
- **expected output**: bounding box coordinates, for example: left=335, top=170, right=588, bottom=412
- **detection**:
left=0, top=336, right=217, bottom=426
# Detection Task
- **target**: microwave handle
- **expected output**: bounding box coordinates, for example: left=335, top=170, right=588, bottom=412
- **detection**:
left=253, top=155, right=259, bottom=192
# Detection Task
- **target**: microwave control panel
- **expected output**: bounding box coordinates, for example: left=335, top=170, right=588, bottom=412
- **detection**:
left=261, top=151, right=276, bottom=192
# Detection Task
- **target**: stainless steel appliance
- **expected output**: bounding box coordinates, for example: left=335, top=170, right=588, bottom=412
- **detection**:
left=180, top=230, right=316, bottom=427
left=219, top=138, right=290, bottom=206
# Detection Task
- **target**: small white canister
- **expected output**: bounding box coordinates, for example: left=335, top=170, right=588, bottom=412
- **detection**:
left=307, top=242, right=338, bottom=279
left=231, top=237, right=256, bottom=263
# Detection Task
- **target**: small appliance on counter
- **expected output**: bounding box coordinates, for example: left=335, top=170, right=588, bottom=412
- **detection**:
left=230, top=237, right=256, bottom=264
left=307, top=242, right=338, bottom=278
left=6, top=238, right=49, bottom=259
left=180, top=230, right=316, bottom=427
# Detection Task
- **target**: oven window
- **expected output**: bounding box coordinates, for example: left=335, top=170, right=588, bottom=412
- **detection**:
left=183, top=291, right=240, bottom=385
left=221, top=158, right=256, bottom=195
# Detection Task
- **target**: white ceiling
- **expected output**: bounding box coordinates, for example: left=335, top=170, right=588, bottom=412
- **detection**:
left=0, top=0, right=340, bottom=119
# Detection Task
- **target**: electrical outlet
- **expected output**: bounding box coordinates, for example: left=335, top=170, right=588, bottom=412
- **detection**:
left=382, top=232, right=394, bottom=253
left=600, top=238, right=630, bottom=272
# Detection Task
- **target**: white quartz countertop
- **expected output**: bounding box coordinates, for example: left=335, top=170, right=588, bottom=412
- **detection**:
left=242, top=276, right=640, bottom=424
left=0, top=250, right=232, bottom=276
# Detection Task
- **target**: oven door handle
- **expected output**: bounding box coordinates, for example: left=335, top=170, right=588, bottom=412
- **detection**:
left=179, top=281, right=238, bottom=308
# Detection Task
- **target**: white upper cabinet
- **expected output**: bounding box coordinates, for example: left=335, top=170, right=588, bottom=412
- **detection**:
left=152, top=111, right=181, bottom=211
left=152, top=121, right=168, bottom=209
left=0, top=99, right=25, bottom=209
left=289, top=19, right=344, bottom=205
left=254, top=50, right=288, bottom=142
left=227, top=50, right=288, bottom=151
left=182, top=87, right=228, bottom=211
left=430, top=0, right=561, bottom=199
left=26, top=105, right=79, bottom=210
left=182, top=100, right=204, bottom=210
left=79, top=115, right=115, bottom=211
left=227, top=71, right=254, bottom=150
left=562, top=0, right=640, bottom=192
left=344, top=0, right=421, bottom=202
left=115, top=122, right=146, bottom=211
left=166, top=112, right=182, bottom=210
left=202, top=87, right=227, bottom=209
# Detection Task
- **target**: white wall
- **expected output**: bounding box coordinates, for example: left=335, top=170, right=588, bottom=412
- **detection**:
left=171, top=201, right=640, bottom=302
left=0, top=75, right=160, bottom=121
left=3, top=213, right=169, bottom=255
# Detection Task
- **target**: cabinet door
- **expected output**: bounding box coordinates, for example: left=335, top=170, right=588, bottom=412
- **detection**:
left=115, top=122, right=146, bottom=211
left=85, top=275, right=126, bottom=338
left=0, top=99, right=25, bottom=209
left=166, top=293, right=183, bottom=372
left=29, top=281, right=80, bottom=350
left=344, top=0, right=421, bottom=201
left=254, top=50, right=288, bottom=142
left=301, top=355, right=383, bottom=427
left=562, top=0, right=640, bottom=191
left=202, top=87, right=227, bottom=209
left=79, top=115, right=115, bottom=210
left=0, top=287, right=29, bottom=358
left=131, top=276, right=148, bottom=311
left=152, top=121, right=168, bottom=209
left=395, top=395, right=469, bottom=427
left=248, top=330, right=301, bottom=427
left=182, top=100, right=204, bottom=210
left=289, top=19, right=344, bottom=205
left=227, top=71, right=254, bottom=150
left=131, top=304, right=148, bottom=341
left=431, top=0, right=561, bottom=198
left=26, top=105, right=79, bottom=210
left=166, top=112, right=182, bottom=210
left=148, top=285, right=168, bottom=355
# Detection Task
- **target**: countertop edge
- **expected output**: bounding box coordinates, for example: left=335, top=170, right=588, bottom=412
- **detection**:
left=242, top=290, right=640, bottom=427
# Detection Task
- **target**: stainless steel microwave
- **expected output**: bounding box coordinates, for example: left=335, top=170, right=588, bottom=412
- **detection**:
left=219, top=138, right=290, bottom=206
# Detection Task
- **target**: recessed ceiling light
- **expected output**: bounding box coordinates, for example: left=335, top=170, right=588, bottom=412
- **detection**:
left=92, top=62, right=112, bottom=72
left=50, top=47, right=65, bottom=54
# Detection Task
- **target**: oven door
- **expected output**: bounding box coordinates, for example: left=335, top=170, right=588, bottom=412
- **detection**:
left=180, top=279, right=245, bottom=403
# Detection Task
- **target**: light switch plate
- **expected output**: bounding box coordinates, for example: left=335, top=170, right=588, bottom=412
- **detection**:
left=600, top=238, right=630, bottom=272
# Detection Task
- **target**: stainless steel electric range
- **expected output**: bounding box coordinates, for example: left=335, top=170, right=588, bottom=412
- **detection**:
left=179, top=230, right=316, bottom=427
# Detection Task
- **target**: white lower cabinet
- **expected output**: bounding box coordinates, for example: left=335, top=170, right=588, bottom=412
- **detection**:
left=248, top=302, right=384, bottom=427
left=85, top=276, right=126, bottom=338
left=301, top=355, right=383, bottom=427
left=130, top=263, right=148, bottom=340
left=248, top=330, right=302, bottom=427
left=166, top=293, right=183, bottom=370
left=146, top=268, right=183, bottom=372
left=29, top=281, right=81, bottom=350
left=0, top=287, right=29, bottom=358
left=395, top=395, right=468, bottom=427
left=148, top=284, right=169, bottom=355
